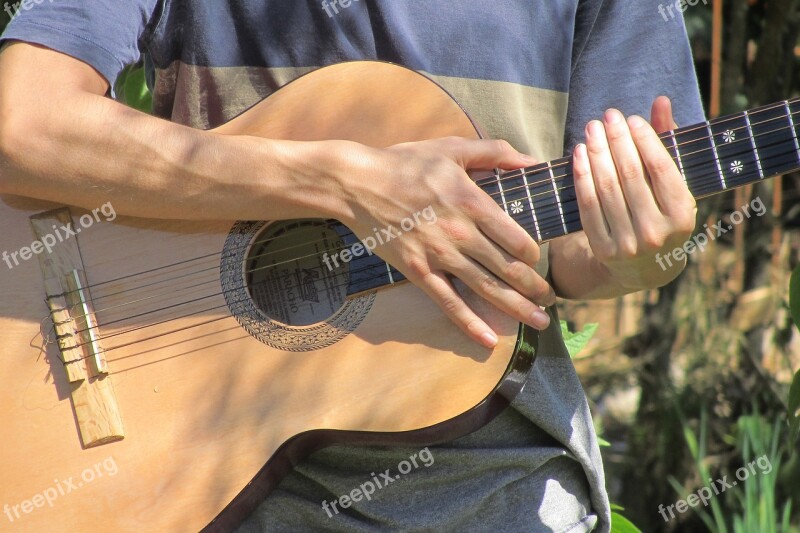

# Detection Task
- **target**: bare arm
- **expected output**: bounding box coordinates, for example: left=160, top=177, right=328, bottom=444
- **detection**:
left=0, top=42, right=362, bottom=222
left=0, top=42, right=556, bottom=346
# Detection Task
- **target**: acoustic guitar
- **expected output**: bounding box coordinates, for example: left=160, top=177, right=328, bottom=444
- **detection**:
left=0, top=61, right=794, bottom=531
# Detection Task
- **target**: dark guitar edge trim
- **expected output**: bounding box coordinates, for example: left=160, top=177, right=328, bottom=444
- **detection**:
left=202, top=324, right=538, bottom=532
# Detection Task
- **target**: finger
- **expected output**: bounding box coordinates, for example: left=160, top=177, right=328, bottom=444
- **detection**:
left=418, top=270, right=499, bottom=348
left=585, top=119, right=635, bottom=239
left=628, top=115, right=696, bottom=221
left=447, top=138, right=537, bottom=172
left=462, top=229, right=555, bottom=305
left=572, top=143, right=612, bottom=247
left=604, top=109, right=662, bottom=226
left=650, top=96, right=679, bottom=133
left=447, top=256, right=552, bottom=330
left=474, top=203, right=543, bottom=273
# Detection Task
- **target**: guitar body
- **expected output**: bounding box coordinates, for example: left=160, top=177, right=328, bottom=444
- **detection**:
left=0, top=62, right=536, bottom=532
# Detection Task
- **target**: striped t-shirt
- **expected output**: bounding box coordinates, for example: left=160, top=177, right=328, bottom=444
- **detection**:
left=2, top=1, right=704, bottom=531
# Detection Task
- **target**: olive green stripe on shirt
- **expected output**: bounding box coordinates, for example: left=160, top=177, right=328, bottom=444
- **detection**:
left=152, top=64, right=569, bottom=161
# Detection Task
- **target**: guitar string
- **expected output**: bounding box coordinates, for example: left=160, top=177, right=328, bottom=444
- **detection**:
left=60, top=116, right=799, bottom=324
left=480, top=97, right=799, bottom=189
left=51, top=104, right=800, bottom=308
left=50, top=101, right=800, bottom=306
left=56, top=167, right=800, bottom=368
left=55, top=120, right=798, bottom=336
left=63, top=172, right=790, bottom=365
left=47, top=99, right=800, bottom=331
left=59, top=132, right=795, bottom=354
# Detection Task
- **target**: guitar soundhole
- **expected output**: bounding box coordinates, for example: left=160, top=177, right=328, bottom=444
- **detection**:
left=220, top=219, right=375, bottom=352
left=245, top=221, right=348, bottom=326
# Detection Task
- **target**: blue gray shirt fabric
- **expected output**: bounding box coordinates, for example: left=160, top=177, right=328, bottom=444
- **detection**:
left=2, top=1, right=705, bottom=530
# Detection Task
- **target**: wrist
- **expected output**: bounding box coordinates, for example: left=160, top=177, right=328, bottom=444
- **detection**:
left=271, top=138, right=376, bottom=224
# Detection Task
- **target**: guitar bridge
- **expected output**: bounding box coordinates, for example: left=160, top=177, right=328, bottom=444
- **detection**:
left=31, top=208, right=124, bottom=448
left=56, top=269, right=108, bottom=376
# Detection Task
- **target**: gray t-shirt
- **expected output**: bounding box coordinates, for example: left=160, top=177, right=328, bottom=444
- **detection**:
left=2, top=1, right=705, bottom=530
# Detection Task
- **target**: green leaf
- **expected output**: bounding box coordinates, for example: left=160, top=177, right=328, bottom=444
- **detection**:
left=123, top=66, right=152, bottom=113
left=789, top=368, right=800, bottom=451
left=790, top=264, right=800, bottom=333
left=610, top=511, right=642, bottom=533
left=560, top=321, right=599, bottom=358
left=597, top=437, right=611, bottom=448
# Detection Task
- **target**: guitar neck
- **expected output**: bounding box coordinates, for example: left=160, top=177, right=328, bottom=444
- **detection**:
left=346, top=98, right=800, bottom=296
left=482, top=98, right=800, bottom=243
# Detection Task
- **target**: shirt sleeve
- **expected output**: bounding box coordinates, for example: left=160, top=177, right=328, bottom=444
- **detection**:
left=565, top=0, right=707, bottom=152
left=0, top=0, right=162, bottom=92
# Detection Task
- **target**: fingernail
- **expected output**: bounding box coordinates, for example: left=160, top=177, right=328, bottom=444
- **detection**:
left=604, top=109, right=622, bottom=124
left=480, top=331, right=499, bottom=348
left=521, top=154, right=537, bottom=164
left=574, top=143, right=586, bottom=158
left=587, top=121, right=603, bottom=138
left=531, top=310, right=550, bottom=330
left=628, top=115, right=646, bottom=129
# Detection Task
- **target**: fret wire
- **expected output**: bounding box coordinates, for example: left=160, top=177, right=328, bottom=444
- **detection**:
left=743, top=110, right=765, bottom=179
left=484, top=105, right=800, bottom=213
left=499, top=133, right=788, bottom=234
left=671, top=130, right=686, bottom=183
left=664, top=120, right=796, bottom=178
left=495, top=173, right=509, bottom=215
left=521, top=168, right=542, bottom=241
left=548, top=165, right=568, bottom=236
left=490, top=111, right=800, bottom=195
left=494, top=134, right=774, bottom=212
left=662, top=106, right=800, bottom=161
left=785, top=101, right=800, bottom=166
left=385, top=262, right=394, bottom=284
left=657, top=98, right=800, bottom=142
left=706, top=121, right=727, bottom=189
left=60, top=98, right=800, bottom=304
left=485, top=106, right=800, bottom=196
left=498, top=117, right=798, bottom=204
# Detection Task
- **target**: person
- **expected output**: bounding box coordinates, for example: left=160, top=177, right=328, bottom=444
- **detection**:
left=0, top=1, right=705, bottom=531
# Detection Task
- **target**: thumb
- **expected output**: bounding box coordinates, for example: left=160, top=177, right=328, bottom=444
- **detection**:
left=447, top=138, right=538, bottom=172
left=651, top=96, right=679, bottom=133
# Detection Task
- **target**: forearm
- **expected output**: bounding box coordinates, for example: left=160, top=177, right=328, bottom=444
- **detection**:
left=0, top=45, right=354, bottom=222
left=549, top=233, right=620, bottom=300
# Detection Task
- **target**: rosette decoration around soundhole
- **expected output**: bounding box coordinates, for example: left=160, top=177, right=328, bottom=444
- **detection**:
left=220, top=219, right=375, bottom=352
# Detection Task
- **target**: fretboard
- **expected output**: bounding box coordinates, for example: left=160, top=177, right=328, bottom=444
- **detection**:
left=345, top=98, right=800, bottom=295
left=480, top=98, right=800, bottom=244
